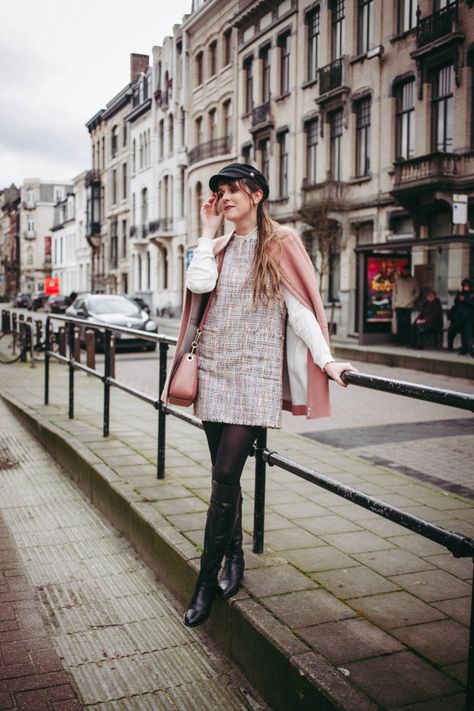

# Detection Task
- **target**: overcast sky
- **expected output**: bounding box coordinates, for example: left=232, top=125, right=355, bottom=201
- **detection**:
left=0, top=0, right=192, bottom=188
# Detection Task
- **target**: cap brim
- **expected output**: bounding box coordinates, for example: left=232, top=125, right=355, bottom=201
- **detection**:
left=209, top=172, right=241, bottom=192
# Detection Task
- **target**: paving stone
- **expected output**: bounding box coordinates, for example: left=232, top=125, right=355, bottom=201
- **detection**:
left=386, top=533, right=447, bottom=556
left=269, top=501, right=329, bottom=519
left=262, top=589, right=354, bottom=628
left=283, top=546, right=359, bottom=573
left=319, top=531, right=396, bottom=554
left=353, top=549, right=435, bottom=576
left=243, top=564, right=316, bottom=597
left=390, top=694, right=466, bottom=711
left=313, top=566, right=399, bottom=599
left=298, top=617, right=404, bottom=664
left=297, top=514, right=362, bottom=536
left=345, top=651, right=460, bottom=708
left=432, top=597, right=471, bottom=627
left=156, top=497, right=208, bottom=516
left=264, top=527, right=324, bottom=551
left=392, top=619, right=470, bottom=666
left=389, top=570, right=472, bottom=602
left=347, top=591, right=446, bottom=629
left=425, top=553, right=473, bottom=580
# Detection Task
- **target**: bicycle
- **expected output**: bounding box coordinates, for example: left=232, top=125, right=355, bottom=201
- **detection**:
left=0, top=328, right=28, bottom=363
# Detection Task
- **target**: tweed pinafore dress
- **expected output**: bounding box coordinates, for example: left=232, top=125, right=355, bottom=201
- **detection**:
left=194, top=229, right=286, bottom=428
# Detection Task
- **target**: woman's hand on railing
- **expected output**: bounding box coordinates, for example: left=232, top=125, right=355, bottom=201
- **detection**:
left=323, top=361, right=357, bottom=387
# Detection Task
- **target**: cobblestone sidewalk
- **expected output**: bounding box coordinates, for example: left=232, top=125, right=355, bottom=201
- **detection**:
left=0, top=398, right=266, bottom=710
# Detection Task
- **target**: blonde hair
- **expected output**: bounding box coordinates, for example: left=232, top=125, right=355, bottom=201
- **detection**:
left=235, top=178, right=284, bottom=305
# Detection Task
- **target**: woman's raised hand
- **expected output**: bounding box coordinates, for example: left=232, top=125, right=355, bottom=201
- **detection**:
left=201, top=194, right=224, bottom=239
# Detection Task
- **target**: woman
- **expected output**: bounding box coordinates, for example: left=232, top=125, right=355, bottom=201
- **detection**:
left=163, top=163, right=355, bottom=627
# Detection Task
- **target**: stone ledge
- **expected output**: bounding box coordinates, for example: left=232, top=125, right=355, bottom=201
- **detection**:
left=2, top=392, right=378, bottom=711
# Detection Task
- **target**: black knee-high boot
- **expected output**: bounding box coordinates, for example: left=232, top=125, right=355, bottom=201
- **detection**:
left=183, top=480, right=241, bottom=627
left=217, top=493, right=244, bottom=599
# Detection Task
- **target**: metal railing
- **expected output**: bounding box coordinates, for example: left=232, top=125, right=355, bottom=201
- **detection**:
left=318, top=57, right=344, bottom=95
left=416, top=0, right=459, bottom=48
left=2, top=310, right=474, bottom=709
left=188, top=136, right=232, bottom=166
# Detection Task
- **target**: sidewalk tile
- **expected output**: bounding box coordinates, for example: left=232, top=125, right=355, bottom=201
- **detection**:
left=388, top=570, right=472, bottom=602
left=425, top=553, right=474, bottom=580
left=353, top=549, right=435, bottom=576
left=391, top=693, right=466, bottom=710
left=392, top=620, right=469, bottom=665
left=298, top=617, right=403, bottom=663
left=345, top=651, right=460, bottom=708
left=433, top=597, right=471, bottom=626
left=243, top=564, right=315, bottom=597
left=263, top=589, right=354, bottom=628
left=297, top=514, right=362, bottom=536
left=314, top=566, right=399, bottom=598
left=284, top=546, right=358, bottom=573
left=319, top=531, right=396, bottom=554
left=347, top=591, right=446, bottom=628
left=264, top=528, right=324, bottom=551
left=386, top=534, right=446, bottom=556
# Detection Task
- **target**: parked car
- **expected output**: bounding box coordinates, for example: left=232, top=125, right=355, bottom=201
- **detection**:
left=14, top=293, right=31, bottom=308
left=45, top=294, right=69, bottom=314
left=66, top=293, right=157, bottom=351
left=130, top=296, right=150, bottom=314
left=27, top=291, right=48, bottom=311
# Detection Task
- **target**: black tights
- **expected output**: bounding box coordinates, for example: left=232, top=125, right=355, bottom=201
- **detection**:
left=202, top=421, right=263, bottom=486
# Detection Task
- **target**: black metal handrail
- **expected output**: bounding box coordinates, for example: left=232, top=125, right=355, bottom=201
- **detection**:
left=3, top=309, right=473, bottom=709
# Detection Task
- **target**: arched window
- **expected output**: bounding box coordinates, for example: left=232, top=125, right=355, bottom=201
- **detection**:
left=146, top=251, right=151, bottom=289
left=141, top=187, right=148, bottom=227
left=168, top=114, right=174, bottom=154
left=111, top=125, right=118, bottom=158
left=156, top=245, right=168, bottom=289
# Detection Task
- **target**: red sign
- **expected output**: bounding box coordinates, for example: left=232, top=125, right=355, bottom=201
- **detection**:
left=45, top=277, right=60, bottom=295
left=366, top=256, right=409, bottom=323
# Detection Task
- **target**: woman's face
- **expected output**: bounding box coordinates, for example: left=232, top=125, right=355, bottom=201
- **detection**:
left=216, top=181, right=258, bottom=223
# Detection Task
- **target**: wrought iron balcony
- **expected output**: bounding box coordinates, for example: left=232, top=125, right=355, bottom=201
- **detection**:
left=416, top=1, right=459, bottom=48
left=318, top=58, right=344, bottom=96
left=149, top=218, right=173, bottom=233
left=85, top=169, right=101, bottom=186
left=188, top=136, right=232, bottom=166
left=130, top=225, right=149, bottom=241
left=251, top=102, right=272, bottom=130
left=393, top=152, right=460, bottom=189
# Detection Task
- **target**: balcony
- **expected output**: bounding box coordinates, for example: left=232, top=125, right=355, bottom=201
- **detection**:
left=393, top=152, right=461, bottom=191
left=416, top=1, right=459, bottom=49
left=130, top=225, right=149, bottom=242
left=318, top=58, right=343, bottom=95
left=149, top=218, right=173, bottom=234
left=24, top=229, right=36, bottom=240
left=250, top=102, right=273, bottom=133
left=188, top=136, right=232, bottom=166
left=302, top=179, right=348, bottom=210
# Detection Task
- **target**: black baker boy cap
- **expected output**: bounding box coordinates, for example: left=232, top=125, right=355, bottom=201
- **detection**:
left=209, top=163, right=269, bottom=200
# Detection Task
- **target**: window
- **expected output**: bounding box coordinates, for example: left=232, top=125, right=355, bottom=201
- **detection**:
left=132, top=193, right=136, bottom=227
left=159, top=119, right=164, bottom=157
left=209, top=40, right=217, bottom=76
left=180, top=166, right=185, bottom=217
left=122, top=120, right=127, bottom=147
left=122, top=163, right=127, bottom=200
left=110, top=219, right=118, bottom=269
left=242, top=143, right=254, bottom=163
left=208, top=108, right=217, bottom=141
left=331, top=0, right=345, bottom=60
left=168, top=114, right=174, bottom=154
left=139, top=135, right=144, bottom=170
left=260, top=45, right=271, bottom=103
left=132, top=140, right=136, bottom=173
left=196, top=51, right=204, bottom=85
left=305, top=119, right=318, bottom=184
left=223, top=100, right=232, bottom=141
left=278, top=32, right=291, bottom=95
left=432, top=65, right=454, bottom=152
left=244, top=56, right=254, bottom=113
left=180, top=107, right=186, bottom=147
left=111, top=126, right=118, bottom=158
left=329, top=244, right=341, bottom=302
left=398, top=0, right=416, bottom=33
left=223, top=28, right=232, bottom=66
left=355, top=97, right=371, bottom=177
left=329, top=109, right=343, bottom=181
left=141, top=188, right=148, bottom=227
left=122, top=219, right=127, bottom=258
left=357, top=0, right=373, bottom=55
left=306, top=7, right=320, bottom=82
left=277, top=131, right=289, bottom=197
left=112, top=169, right=117, bottom=205
left=146, top=252, right=151, bottom=290
left=195, top=116, right=203, bottom=145
left=395, top=79, right=415, bottom=160
left=259, top=138, right=270, bottom=179
left=196, top=182, right=202, bottom=234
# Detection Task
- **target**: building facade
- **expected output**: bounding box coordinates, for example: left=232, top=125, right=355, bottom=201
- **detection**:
left=0, top=185, right=21, bottom=299
left=19, top=180, right=72, bottom=295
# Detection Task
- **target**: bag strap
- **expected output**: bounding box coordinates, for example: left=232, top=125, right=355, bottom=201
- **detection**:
left=190, top=247, right=226, bottom=355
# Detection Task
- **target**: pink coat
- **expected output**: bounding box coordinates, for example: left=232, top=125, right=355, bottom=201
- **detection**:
left=162, top=227, right=331, bottom=419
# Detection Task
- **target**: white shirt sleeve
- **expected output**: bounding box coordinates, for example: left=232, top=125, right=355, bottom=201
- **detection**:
left=185, top=238, right=218, bottom=293
left=283, top=286, right=335, bottom=371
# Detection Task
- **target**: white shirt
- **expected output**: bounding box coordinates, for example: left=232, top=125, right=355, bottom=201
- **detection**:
left=186, top=236, right=334, bottom=371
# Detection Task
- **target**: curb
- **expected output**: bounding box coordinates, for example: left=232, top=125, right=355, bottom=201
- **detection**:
left=2, top=392, right=378, bottom=711
left=333, top=344, right=474, bottom=379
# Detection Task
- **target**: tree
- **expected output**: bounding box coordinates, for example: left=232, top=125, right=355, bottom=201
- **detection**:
left=297, top=202, right=342, bottom=291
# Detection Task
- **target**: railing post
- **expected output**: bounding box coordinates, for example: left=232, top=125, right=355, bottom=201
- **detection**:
left=68, top=322, right=75, bottom=419
left=467, top=560, right=474, bottom=711
left=253, top=428, right=267, bottom=554
left=19, top=322, right=28, bottom=362
left=157, top=340, right=169, bottom=479
left=103, top=329, right=111, bottom=437
left=85, top=331, right=96, bottom=371
left=44, top=317, right=50, bottom=405
left=2, top=309, right=11, bottom=331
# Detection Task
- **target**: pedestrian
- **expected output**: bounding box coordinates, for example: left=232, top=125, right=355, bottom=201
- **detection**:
left=162, top=163, right=356, bottom=628
left=392, top=265, right=420, bottom=345
left=411, top=289, right=443, bottom=350
left=452, top=278, right=474, bottom=356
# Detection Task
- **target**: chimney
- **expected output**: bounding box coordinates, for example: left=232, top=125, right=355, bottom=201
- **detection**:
left=130, top=53, right=149, bottom=83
